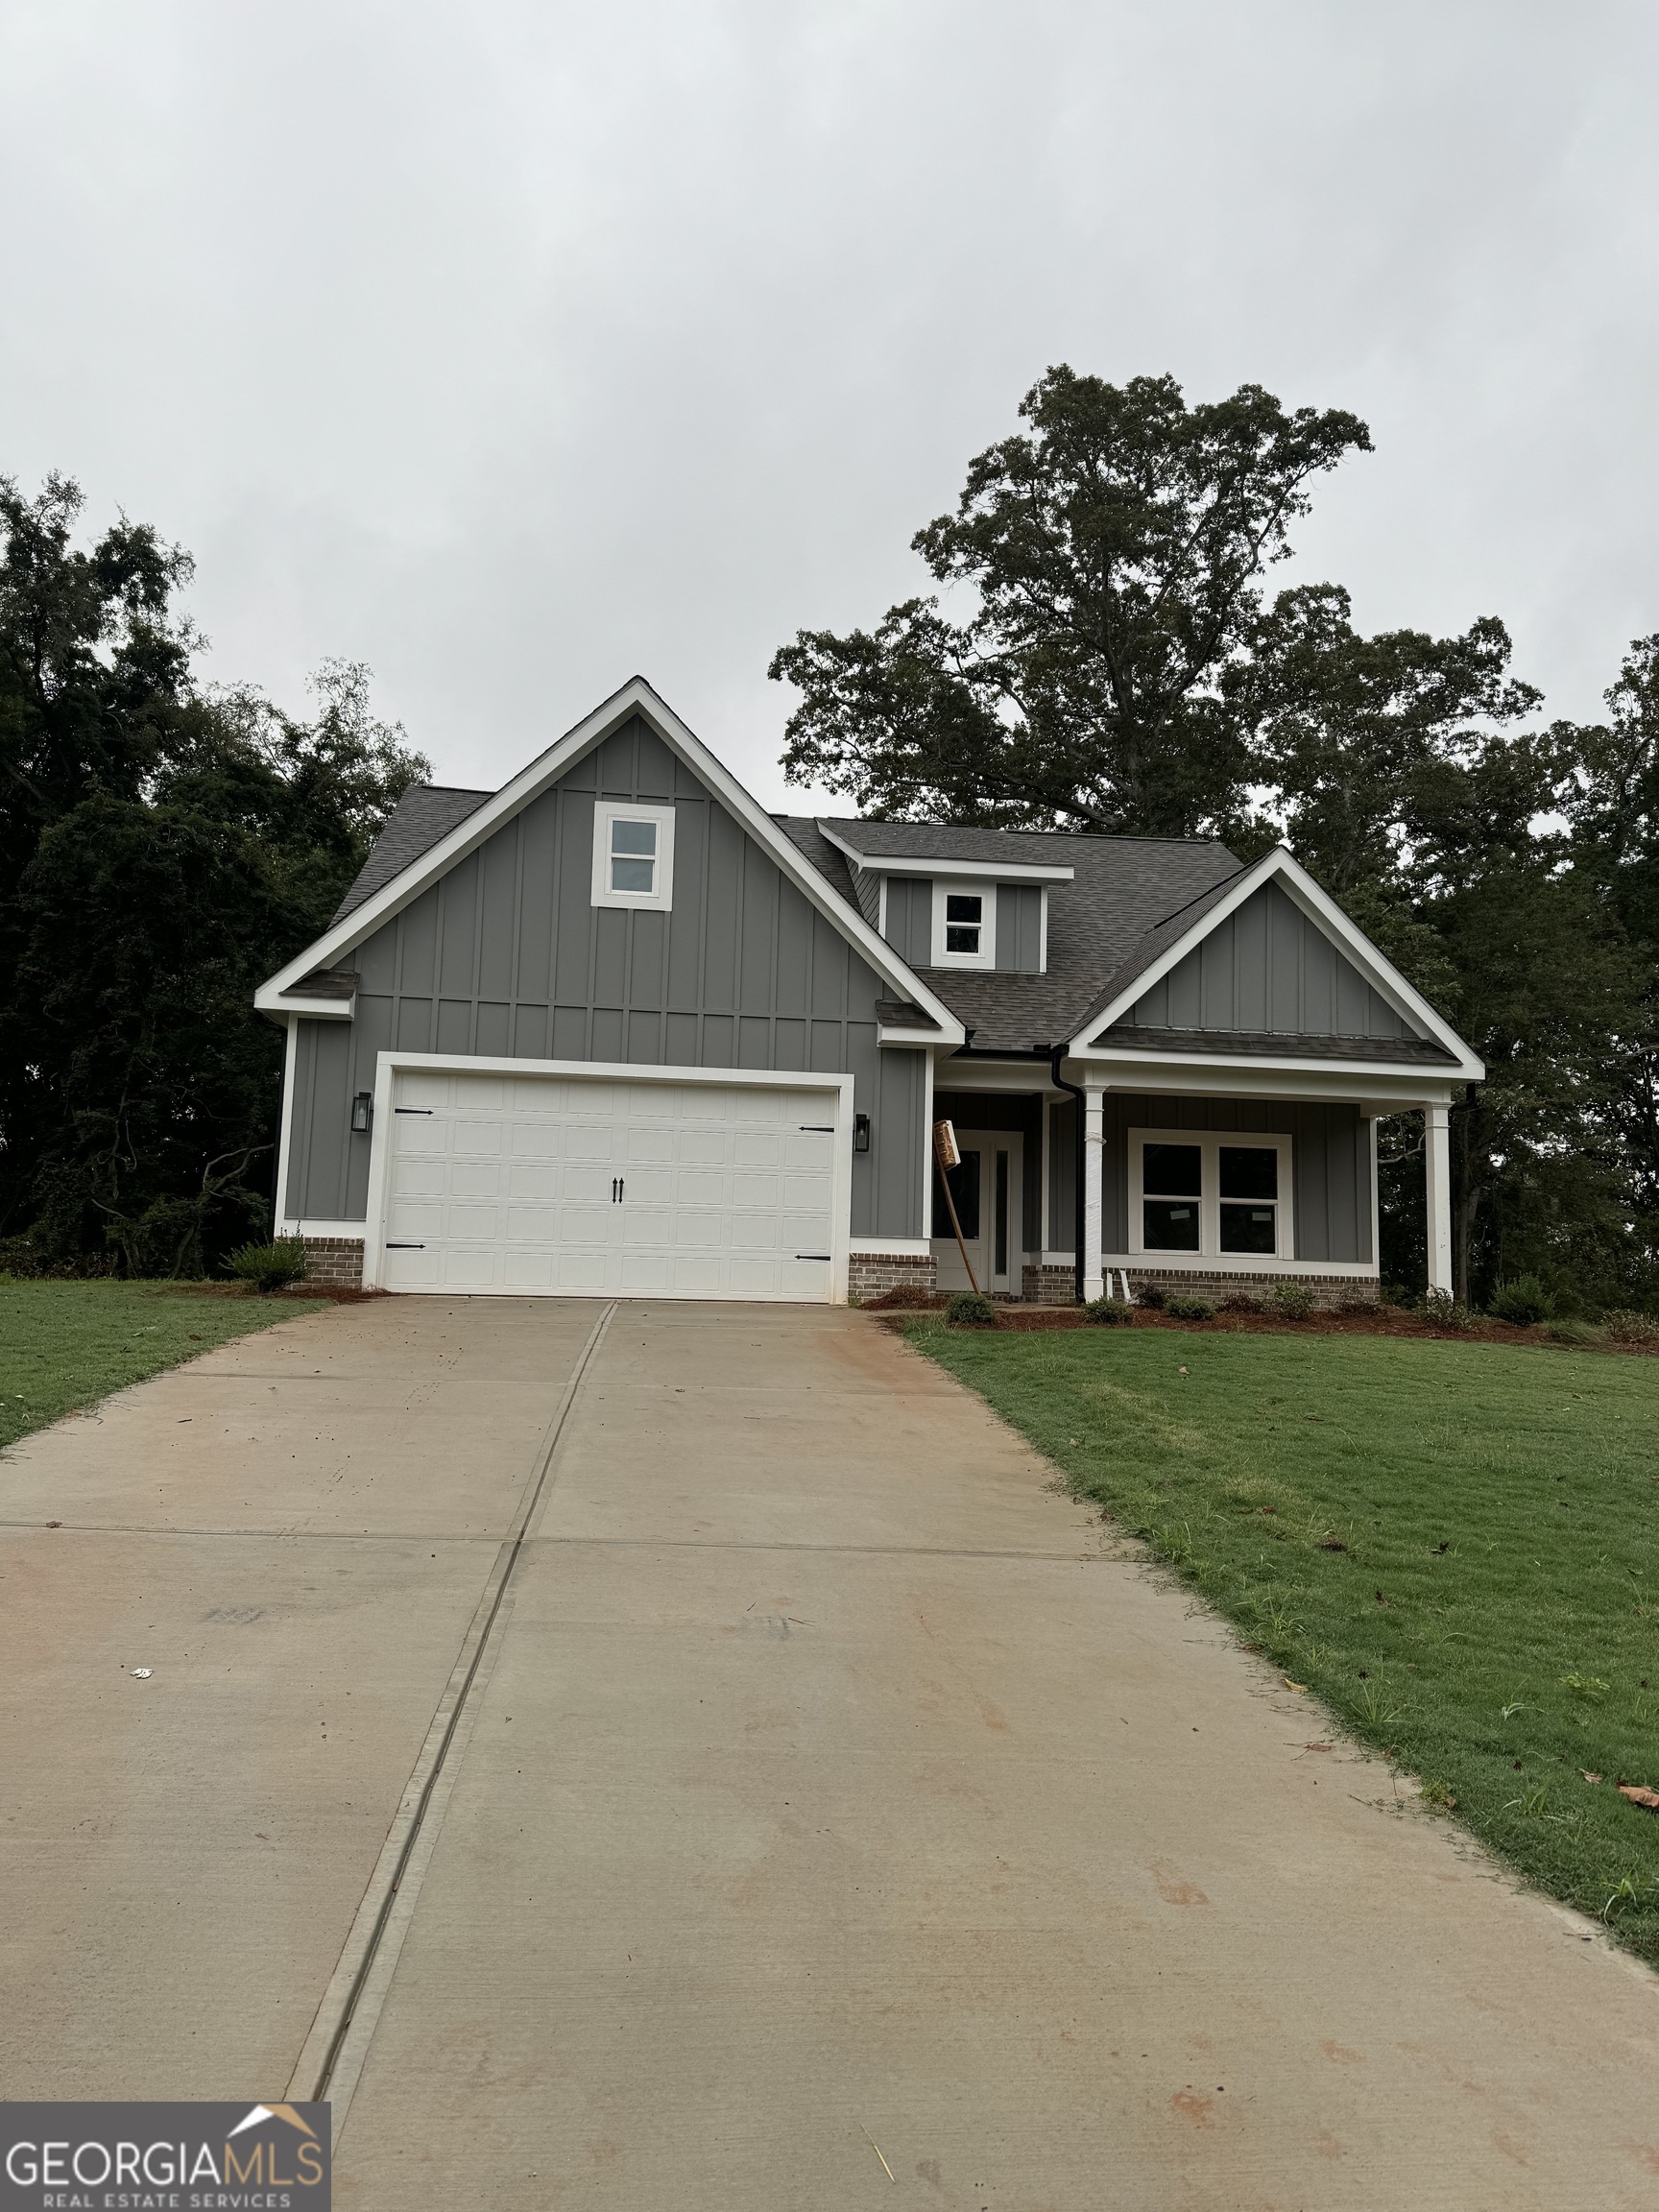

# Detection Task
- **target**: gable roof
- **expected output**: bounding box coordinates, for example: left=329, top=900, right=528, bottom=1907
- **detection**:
left=256, top=679, right=966, bottom=1043
left=777, top=818, right=1241, bottom=1052
left=1068, top=844, right=1482, bottom=1077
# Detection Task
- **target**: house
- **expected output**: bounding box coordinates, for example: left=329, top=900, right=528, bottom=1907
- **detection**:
left=255, top=678, right=1481, bottom=1306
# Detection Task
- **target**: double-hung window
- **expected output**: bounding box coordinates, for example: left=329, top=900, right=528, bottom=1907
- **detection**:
left=1129, top=1130, right=1292, bottom=1261
left=930, top=878, right=995, bottom=969
left=591, top=800, right=676, bottom=911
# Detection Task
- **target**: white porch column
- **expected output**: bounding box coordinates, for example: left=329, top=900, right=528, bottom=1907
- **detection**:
left=1424, top=1103, right=1453, bottom=1296
left=1083, top=1085, right=1105, bottom=1302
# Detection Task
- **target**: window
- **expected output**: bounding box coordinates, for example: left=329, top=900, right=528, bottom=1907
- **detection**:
left=1129, top=1130, right=1292, bottom=1261
left=930, top=878, right=995, bottom=968
left=591, top=800, right=676, bottom=911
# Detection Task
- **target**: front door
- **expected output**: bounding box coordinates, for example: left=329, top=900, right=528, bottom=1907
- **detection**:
left=932, top=1131, right=1022, bottom=1296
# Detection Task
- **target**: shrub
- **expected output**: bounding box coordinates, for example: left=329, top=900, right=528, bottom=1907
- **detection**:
left=1603, top=1308, right=1659, bottom=1344
left=1489, top=1274, right=1554, bottom=1327
left=1217, top=1290, right=1261, bottom=1313
left=945, top=1291, right=997, bottom=1327
left=226, top=1238, right=309, bottom=1294
left=1265, top=1281, right=1317, bottom=1321
left=1134, top=1282, right=1167, bottom=1310
left=1165, top=1293, right=1215, bottom=1322
left=1083, top=1295, right=1134, bottom=1326
left=1418, top=1287, right=1477, bottom=1331
left=1542, top=1316, right=1605, bottom=1349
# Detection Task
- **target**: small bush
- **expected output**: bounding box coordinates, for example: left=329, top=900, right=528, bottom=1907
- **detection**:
left=1489, top=1274, right=1554, bottom=1327
left=226, top=1238, right=309, bottom=1295
left=1265, top=1281, right=1317, bottom=1321
left=1603, top=1308, right=1659, bottom=1344
left=1134, top=1283, right=1167, bottom=1310
left=1217, top=1290, right=1261, bottom=1313
left=1542, top=1316, right=1605, bottom=1349
left=945, top=1291, right=997, bottom=1327
left=1418, top=1287, right=1477, bottom=1331
left=1166, top=1294, right=1215, bottom=1322
left=1334, top=1293, right=1381, bottom=1316
left=1083, top=1295, right=1134, bottom=1327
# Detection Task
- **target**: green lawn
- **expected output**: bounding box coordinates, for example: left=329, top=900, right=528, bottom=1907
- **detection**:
left=0, top=1279, right=329, bottom=1453
left=910, top=1321, right=1659, bottom=1965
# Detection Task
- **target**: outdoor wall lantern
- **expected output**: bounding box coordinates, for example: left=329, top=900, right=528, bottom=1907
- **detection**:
left=350, top=1093, right=373, bottom=1134
left=854, top=1113, right=871, bottom=1154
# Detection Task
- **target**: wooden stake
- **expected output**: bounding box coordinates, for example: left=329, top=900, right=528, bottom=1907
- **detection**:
left=932, top=1119, right=980, bottom=1295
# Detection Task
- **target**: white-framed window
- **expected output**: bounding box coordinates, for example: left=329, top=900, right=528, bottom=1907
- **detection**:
left=590, top=799, right=676, bottom=911
left=930, top=878, right=995, bottom=969
left=1128, top=1129, right=1293, bottom=1261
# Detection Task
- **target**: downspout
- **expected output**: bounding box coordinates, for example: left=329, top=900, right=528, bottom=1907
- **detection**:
left=1046, top=1046, right=1087, bottom=1306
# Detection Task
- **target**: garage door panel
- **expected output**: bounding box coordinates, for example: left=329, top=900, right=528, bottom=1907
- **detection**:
left=380, top=1071, right=839, bottom=1301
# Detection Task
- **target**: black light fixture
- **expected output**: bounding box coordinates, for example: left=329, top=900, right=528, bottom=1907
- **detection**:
left=854, top=1112, right=871, bottom=1154
left=350, top=1093, right=373, bottom=1134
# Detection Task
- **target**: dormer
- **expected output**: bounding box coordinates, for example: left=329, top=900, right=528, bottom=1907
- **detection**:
left=815, top=823, right=1073, bottom=974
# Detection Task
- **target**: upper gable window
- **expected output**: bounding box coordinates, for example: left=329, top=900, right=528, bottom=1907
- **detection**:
left=931, top=878, right=995, bottom=969
left=591, top=800, right=676, bottom=912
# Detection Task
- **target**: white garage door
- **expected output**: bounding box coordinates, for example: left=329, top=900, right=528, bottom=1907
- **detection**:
left=376, top=1069, right=842, bottom=1300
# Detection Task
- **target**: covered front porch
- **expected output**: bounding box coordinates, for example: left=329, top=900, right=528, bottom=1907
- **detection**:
left=915, top=1053, right=1457, bottom=1306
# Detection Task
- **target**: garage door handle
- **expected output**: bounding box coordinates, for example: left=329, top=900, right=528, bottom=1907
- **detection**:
left=394, top=1107, right=433, bottom=1115
left=799, top=1124, right=834, bottom=1132
left=386, top=1242, right=425, bottom=1249
left=796, top=1253, right=831, bottom=1261
left=611, top=1177, right=625, bottom=1202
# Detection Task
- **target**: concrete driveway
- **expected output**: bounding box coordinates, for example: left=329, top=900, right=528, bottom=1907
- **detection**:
left=4, top=1298, right=1657, bottom=2207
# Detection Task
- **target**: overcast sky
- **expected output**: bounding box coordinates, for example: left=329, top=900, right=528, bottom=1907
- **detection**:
left=3, top=2, right=1655, bottom=809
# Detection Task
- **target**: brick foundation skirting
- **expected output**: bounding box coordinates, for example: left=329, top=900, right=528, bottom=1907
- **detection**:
left=1111, top=1264, right=1379, bottom=1310
left=299, top=1236, right=365, bottom=1289
left=849, top=1250, right=937, bottom=1303
left=1022, top=1262, right=1077, bottom=1307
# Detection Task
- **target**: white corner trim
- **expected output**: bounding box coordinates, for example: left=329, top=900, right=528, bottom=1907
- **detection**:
left=1069, top=845, right=1483, bottom=1079
left=273, top=1015, right=298, bottom=1227
left=590, top=798, right=676, bottom=911
left=817, top=825, right=1073, bottom=882
left=254, top=677, right=964, bottom=1047
left=356, top=1050, right=857, bottom=1301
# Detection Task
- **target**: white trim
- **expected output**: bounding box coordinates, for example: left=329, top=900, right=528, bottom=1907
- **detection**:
left=1108, top=1251, right=1379, bottom=1281
left=273, top=1015, right=298, bottom=1228
left=877, top=1024, right=951, bottom=1047
left=1070, top=845, right=1483, bottom=1080
left=850, top=1236, right=931, bottom=1257
left=1039, top=887, right=1049, bottom=975
left=263, top=988, right=355, bottom=1022
left=1072, top=1057, right=1459, bottom=1109
left=255, top=677, right=964, bottom=1046
left=1076, top=1040, right=1465, bottom=1086
left=1368, top=1114, right=1381, bottom=1272
left=1128, top=1128, right=1295, bottom=1263
left=1425, top=1102, right=1453, bottom=1294
left=922, top=1048, right=935, bottom=1238
left=1083, top=1086, right=1104, bottom=1301
left=1040, top=1249, right=1075, bottom=1268
left=590, top=798, right=676, bottom=911
left=930, top=878, right=995, bottom=969
left=936, top=1060, right=1064, bottom=1094
left=276, top=1217, right=369, bottom=1241
left=358, top=1051, right=855, bottom=1303
left=817, top=826, right=1073, bottom=882
left=877, top=875, right=888, bottom=938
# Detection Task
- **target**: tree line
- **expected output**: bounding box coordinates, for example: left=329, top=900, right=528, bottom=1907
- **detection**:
left=0, top=473, right=424, bottom=1277
left=771, top=369, right=1659, bottom=1309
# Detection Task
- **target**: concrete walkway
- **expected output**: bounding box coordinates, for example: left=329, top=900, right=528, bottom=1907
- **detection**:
left=5, top=1300, right=1658, bottom=2206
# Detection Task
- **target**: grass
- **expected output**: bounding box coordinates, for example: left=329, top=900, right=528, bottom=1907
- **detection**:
left=0, top=1278, right=329, bottom=1453
left=907, top=1320, right=1659, bottom=1966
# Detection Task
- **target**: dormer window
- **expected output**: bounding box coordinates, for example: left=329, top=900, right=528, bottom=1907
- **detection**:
left=591, top=800, right=676, bottom=911
left=931, top=878, right=995, bottom=969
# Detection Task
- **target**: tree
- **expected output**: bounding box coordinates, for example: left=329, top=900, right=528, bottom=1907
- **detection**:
left=771, top=368, right=1370, bottom=835
left=0, top=475, right=427, bottom=1272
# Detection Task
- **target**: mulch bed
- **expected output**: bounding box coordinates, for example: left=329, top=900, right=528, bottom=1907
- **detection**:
left=860, top=1286, right=1659, bottom=1354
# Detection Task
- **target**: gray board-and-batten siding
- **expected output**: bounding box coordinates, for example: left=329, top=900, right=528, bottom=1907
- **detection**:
left=1045, top=1094, right=1374, bottom=1265
left=283, top=714, right=927, bottom=1238
left=878, top=876, right=1043, bottom=974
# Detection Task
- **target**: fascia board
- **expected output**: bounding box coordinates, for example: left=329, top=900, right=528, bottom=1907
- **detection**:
left=817, top=824, right=1073, bottom=883
left=262, top=989, right=355, bottom=1021
left=1078, top=1054, right=1460, bottom=1105
left=1076, top=1043, right=1464, bottom=1084
left=256, top=677, right=964, bottom=1045
left=877, top=1024, right=950, bottom=1047
left=1069, top=845, right=1483, bottom=1078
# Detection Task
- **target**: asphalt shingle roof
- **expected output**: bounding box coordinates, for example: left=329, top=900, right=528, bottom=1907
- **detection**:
left=331, top=784, right=493, bottom=925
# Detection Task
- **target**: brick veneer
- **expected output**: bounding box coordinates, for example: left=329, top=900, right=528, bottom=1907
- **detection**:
left=1114, top=1265, right=1378, bottom=1310
left=301, top=1236, right=365, bottom=1289
left=849, top=1250, right=937, bottom=1304
left=1022, top=1262, right=1077, bottom=1306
